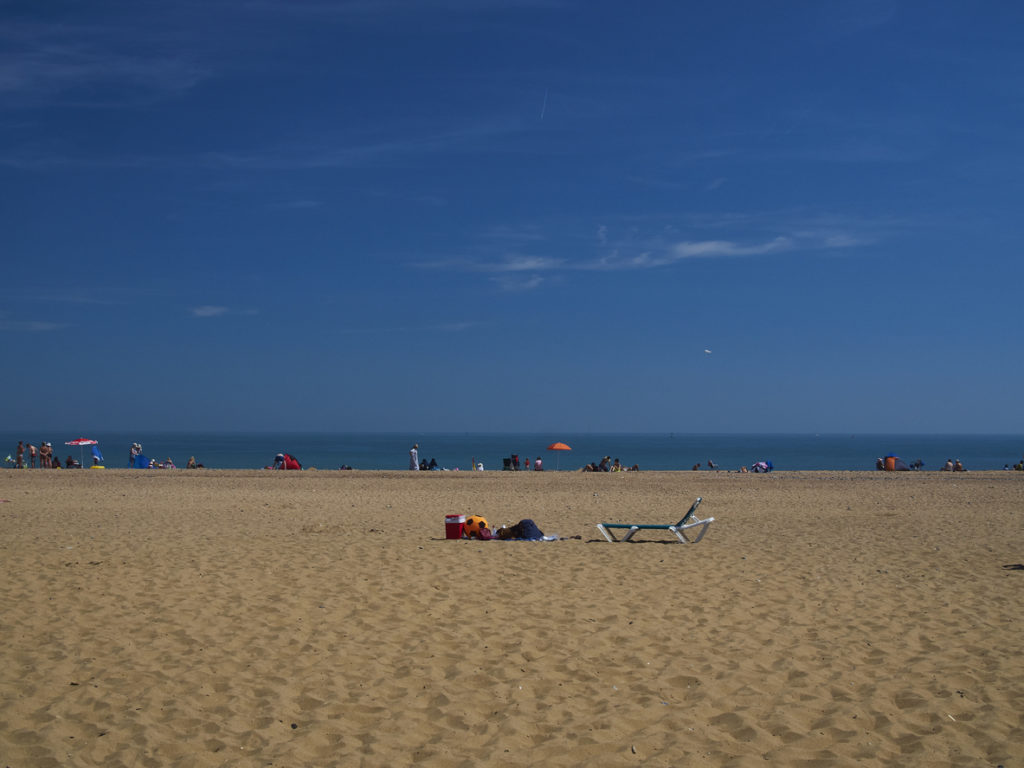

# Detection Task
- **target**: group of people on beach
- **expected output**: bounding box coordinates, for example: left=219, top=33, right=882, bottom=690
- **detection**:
left=130, top=442, right=198, bottom=469
left=8, top=441, right=81, bottom=469
left=408, top=444, right=546, bottom=472
left=500, top=453, right=544, bottom=471
left=581, top=456, right=639, bottom=472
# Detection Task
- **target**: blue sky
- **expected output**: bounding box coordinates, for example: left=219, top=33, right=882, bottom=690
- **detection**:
left=3, top=0, right=1022, bottom=434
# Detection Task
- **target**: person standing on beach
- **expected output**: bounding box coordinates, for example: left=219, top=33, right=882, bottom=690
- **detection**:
left=28, top=443, right=37, bottom=468
left=409, top=443, right=419, bottom=470
left=16, top=441, right=24, bottom=468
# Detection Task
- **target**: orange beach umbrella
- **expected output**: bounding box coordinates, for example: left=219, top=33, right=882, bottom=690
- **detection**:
left=546, top=441, right=571, bottom=469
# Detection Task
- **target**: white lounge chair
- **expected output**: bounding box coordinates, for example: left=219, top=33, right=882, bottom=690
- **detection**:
left=596, top=497, right=714, bottom=543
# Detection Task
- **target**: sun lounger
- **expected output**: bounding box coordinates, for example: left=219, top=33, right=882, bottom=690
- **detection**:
left=596, top=497, right=714, bottom=543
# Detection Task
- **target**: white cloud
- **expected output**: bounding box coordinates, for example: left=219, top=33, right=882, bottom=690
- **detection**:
left=191, top=305, right=228, bottom=318
left=672, top=236, right=793, bottom=259
left=492, top=274, right=545, bottom=292
left=485, top=255, right=564, bottom=272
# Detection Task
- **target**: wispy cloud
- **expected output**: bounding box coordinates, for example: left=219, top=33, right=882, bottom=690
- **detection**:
left=0, top=319, right=63, bottom=332
left=418, top=219, right=869, bottom=290
left=190, top=305, right=229, bottom=318
left=674, top=236, right=794, bottom=259
left=486, top=255, right=565, bottom=273
left=334, top=320, right=478, bottom=334
left=492, top=274, right=545, bottom=292
left=0, top=30, right=208, bottom=105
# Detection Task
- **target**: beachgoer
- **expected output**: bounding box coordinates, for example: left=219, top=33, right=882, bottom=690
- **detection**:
left=428, top=458, right=438, bottom=471
left=187, top=456, right=197, bottom=469
left=534, top=456, right=543, bottom=471
left=707, top=459, right=718, bottom=469
left=476, top=462, right=484, bottom=471
left=876, top=457, right=885, bottom=470
left=273, top=453, right=285, bottom=469
left=942, top=459, right=954, bottom=471
left=496, top=519, right=545, bottom=540
left=39, top=442, right=51, bottom=468
left=130, top=442, right=142, bottom=468
left=28, top=443, right=37, bottom=468
left=524, top=457, right=531, bottom=470
left=612, top=458, right=622, bottom=471
left=692, top=463, right=701, bottom=471
left=410, top=443, right=419, bottom=470
left=16, top=441, right=24, bottom=469
left=954, top=459, right=964, bottom=472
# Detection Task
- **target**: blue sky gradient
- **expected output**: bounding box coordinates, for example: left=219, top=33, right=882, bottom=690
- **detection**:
left=3, top=1, right=1022, bottom=434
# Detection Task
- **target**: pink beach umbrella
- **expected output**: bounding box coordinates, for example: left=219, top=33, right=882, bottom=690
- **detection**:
left=65, top=437, right=98, bottom=467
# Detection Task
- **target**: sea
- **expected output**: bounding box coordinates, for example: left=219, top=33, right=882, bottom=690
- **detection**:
left=3, top=432, right=1023, bottom=472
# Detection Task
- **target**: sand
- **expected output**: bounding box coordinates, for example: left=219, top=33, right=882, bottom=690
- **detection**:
left=0, top=468, right=1022, bottom=767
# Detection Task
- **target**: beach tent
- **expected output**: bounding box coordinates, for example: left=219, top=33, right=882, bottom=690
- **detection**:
left=133, top=454, right=152, bottom=468
left=883, top=454, right=910, bottom=471
left=91, top=444, right=104, bottom=465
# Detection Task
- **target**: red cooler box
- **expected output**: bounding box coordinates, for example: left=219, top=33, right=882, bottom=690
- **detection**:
left=445, top=515, right=466, bottom=539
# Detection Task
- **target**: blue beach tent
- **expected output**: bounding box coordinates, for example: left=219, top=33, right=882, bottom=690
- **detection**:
left=91, top=444, right=104, bottom=465
left=133, top=454, right=151, bottom=468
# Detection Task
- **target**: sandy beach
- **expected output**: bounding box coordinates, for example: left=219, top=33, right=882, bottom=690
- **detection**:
left=0, top=469, right=1021, bottom=767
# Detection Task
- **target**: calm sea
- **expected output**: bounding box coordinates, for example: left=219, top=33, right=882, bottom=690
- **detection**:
left=3, top=432, right=1022, bottom=472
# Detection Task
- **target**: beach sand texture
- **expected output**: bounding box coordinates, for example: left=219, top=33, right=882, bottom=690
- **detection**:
left=0, top=469, right=1022, bottom=767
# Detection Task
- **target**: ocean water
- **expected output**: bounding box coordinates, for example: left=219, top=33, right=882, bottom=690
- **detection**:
left=3, top=432, right=1023, bottom=472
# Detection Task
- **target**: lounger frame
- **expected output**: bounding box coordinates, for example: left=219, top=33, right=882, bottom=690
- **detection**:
left=596, top=497, right=714, bottom=543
